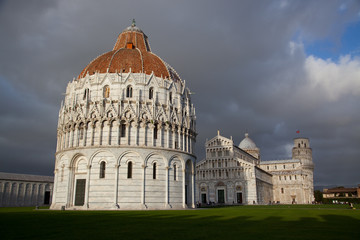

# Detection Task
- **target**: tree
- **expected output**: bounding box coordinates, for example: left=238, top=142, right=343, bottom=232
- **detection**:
left=314, top=190, right=323, bottom=203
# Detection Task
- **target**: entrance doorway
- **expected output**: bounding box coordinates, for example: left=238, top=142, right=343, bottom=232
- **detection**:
left=74, top=179, right=86, bottom=206
left=44, top=191, right=51, bottom=205
left=185, top=185, right=188, bottom=204
left=217, top=189, right=225, bottom=204
left=201, top=193, right=207, bottom=204
left=237, top=192, right=243, bottom=204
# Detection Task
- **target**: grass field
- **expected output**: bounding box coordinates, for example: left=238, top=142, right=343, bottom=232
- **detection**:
left=1, top=205, right=359, bottom=240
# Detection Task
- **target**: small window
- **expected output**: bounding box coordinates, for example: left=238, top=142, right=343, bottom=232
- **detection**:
left=304, top=143, right=307, bottom=148
left=103, top=85, right=110, bottom=98
left=295, top=175, right=297, bottom=180
left=275, top=165, right=277, bottom=170
left=213, top=171, right=215, bottom=178
left=279, top=176, right=281, bottom=180
left=267, top=166, right=269, bottom=170
left=237, top=161, right=240, bottom=166
left=284, top=176, right=287, bottom=180
left=281, top=188, right=284, bottom=194
left=169, top=92, right=172, bottom=103
left=298, top=143, right=300, bottom=148
left=126, top=86, right=133, bottom=98
left=83, top=88, right=89, bottom=100
left=174, top=165, right=177, bottom=180
left=127, top=162, right=132, bottom=179
left=293, top=164, right=295, bottom=168
left=219, top=171, right=221, bottom=177
left=203, top=172, right=205, bottom=178
left=121, top=123, right=126, bottom=137
left=290, top=176, right=292, bottom=180
left=218, top=162, right=221, bottom=167
left=153, top=163, right=157, bottom=179
left=226, top=171, right=228, bottom=177
left=149, top=87, right=154, bottom=100
left=218, top=151, right=222, bottom=157
left=212, top=162, right=215, bottom=168
left=283, top=165, right=286, bottom=169
left=100, top=161, right=106, bottom=178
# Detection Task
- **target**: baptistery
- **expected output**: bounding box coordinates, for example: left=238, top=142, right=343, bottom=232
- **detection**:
left=51, top=21, right=197, bottom=210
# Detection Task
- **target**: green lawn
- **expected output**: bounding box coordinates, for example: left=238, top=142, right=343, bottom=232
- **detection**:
left=0, top=205, right=359, bottom=240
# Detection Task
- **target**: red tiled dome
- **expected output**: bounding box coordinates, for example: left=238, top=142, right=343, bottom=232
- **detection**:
left=78, top=22, right=180, bottom=81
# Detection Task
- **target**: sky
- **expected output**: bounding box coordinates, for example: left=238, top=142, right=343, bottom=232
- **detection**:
left=0, top=0, right=359, bottom=187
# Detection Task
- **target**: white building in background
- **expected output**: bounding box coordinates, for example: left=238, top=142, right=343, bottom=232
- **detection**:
left=196, top=132, right=314, bottom=205
left=0, top=172, right=53, bottom=207
left=51, top=21, right=197, bottom=210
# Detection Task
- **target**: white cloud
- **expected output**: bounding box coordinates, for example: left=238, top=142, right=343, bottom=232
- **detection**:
left=304, top=54, right=360, bottom=101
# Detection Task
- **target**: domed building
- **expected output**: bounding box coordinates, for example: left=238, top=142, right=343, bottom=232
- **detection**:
left=51, top=21, right=197, bottom=210
left=195, top=132, right=314, bottom=205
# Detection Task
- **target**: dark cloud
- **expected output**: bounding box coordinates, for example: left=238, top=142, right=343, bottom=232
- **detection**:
left=1, top=0, right=359, bottom=186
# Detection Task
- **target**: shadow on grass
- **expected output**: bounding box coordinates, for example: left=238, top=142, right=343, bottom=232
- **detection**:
left=0, top=207, right=359, bottom=240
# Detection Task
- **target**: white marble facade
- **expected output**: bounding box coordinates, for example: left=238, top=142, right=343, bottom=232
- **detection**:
left=196, top=133, right=314, bottom=205
left=0, top=172, right=53, bottom=207
left=51, top=22, right=197, bottom=210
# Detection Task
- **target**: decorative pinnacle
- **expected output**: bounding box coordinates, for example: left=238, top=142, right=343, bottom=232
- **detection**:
left=131, top=19, right=136, bottom=27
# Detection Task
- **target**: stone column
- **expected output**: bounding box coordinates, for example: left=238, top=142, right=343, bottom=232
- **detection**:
left=132, top=121, right=139, bottom=146
left=108, top=121, right=112, bottom=145
left=127, top=123, right=131, bottom=145
left=91, top=123, right=95, bottom=146
left=83, top=125, right=87, bottom=147
left=84, top=164, right=91, bottom=208
left=140, top=122, right=146, bottom=146
left=165, top=166, right=169, bottom=207
left=114, top=164, right=119, bottom=208
left=118, top=121, right=121, bottom=145
left=182, top=168, right=186, bottom=208
left=66, top=166, right=73, bottom=208
left=165, top=125, right=170, bottom=148
left=141, top=164, right=146, bottom=207
left=192, top=169, right=195, bottom=208
left=182, top=129, right=185, bottom=151
left=172, top=126, right=176, bottom=149
left=51, top=169, right=59, bottom=208
left=178, top=128, right=181, bottom=150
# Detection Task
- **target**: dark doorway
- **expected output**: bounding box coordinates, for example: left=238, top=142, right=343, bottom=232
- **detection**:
left=75, top=179, right=86, bottom=206
left=201, top=193, right=207, bottom=204
left=237, top=192, right=243, bottom=204
left=44, top=191, right=51, bottom=205
left=185, top=185, right=188, bottom=204
left=217, top=189, right=225, bottom=204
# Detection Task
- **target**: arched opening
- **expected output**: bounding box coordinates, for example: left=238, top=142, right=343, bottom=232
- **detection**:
left=185, top=159, right=194, bottom=207
left=100, top=161, right=106, bottom=178
left=149, top=87, right=153, bottom=100
left=127, top=161, right=132, bottom=178
left=153, top=162, right=157, bottom=179
left=126, top=85, right=133, bottom=98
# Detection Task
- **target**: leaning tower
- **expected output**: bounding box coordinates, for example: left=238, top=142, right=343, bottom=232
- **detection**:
left=51, top=21, right=197, bottom=210
left=292, top=138, right=314, bottom=203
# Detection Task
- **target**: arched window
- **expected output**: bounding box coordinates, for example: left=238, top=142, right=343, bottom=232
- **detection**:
left=126, top=85, right=133, bottom=98
left=281, top=188, right=284, bottom=194
left=149, top=87, right=153, bottom=100
left=153, top=163, right=157, bottom=179
left=169, top=92, right=172, bottom=103
left=103, top=85, right=110, bottom=98
left=121, top=122, right=126, bottom=137
left=174, top=164, right=176, bottom=180
left=79, top=123, right=84, bottom=140
left=304, top=143, right=307, bottom=148
left=153, top=124, right=158, bottom=139
left=127, top=162, right=132, bottom=179
left=100, top=161, right=106, bottom=178
left=83, top=88, right=89, bottom=100
left=298, top=143, right=300, bottom=148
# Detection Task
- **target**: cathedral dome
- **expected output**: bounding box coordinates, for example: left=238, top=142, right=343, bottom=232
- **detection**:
left=239, top=133, right=257, bottom=149
left=78, top=20, right=180, bottom=82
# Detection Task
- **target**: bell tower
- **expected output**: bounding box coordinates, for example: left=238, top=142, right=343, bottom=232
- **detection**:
left=292, top=138, right=313, bottom=169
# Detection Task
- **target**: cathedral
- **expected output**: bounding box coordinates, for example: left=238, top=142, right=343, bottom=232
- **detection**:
left=195, top=132, right=314, bottom=205
left=50, top=21, right=197, bottom=210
